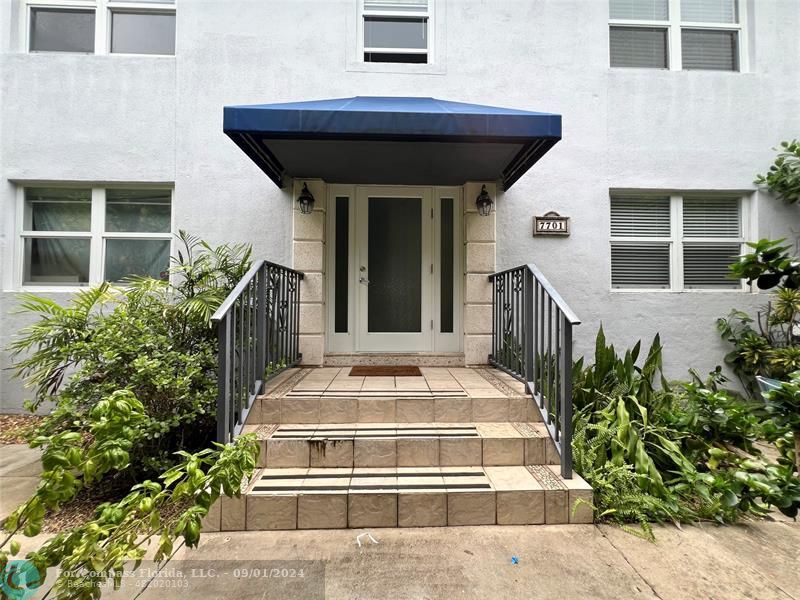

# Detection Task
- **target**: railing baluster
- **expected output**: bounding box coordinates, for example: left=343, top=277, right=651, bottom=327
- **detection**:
left=562, top=319, right=574, bottom=478
left=244, top=281, right=252, bottom=402
left=524, top=270, right=533, bottom=382
left=554, top=305, right=561, bottom=442
left=256, top=265, right=266, bottom=389
left=294, top=272, right=301, bottom=363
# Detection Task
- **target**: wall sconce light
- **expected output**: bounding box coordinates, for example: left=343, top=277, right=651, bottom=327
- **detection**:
left=475, top=185, right=493, bottom=216
left=298, top=183, right=315, bottom=214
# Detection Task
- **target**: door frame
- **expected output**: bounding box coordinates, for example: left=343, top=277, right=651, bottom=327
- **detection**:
left=325, top=184, right=463, bottom=354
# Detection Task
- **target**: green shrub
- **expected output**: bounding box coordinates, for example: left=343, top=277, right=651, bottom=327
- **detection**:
left=9, top=232, right=251, bottom=484
left=719, top=241, right=799, bottom=393
left=1, top=233, right=261, bottom=599
left=572, top=328, right=800, bottom=537
left=755, top=139, right=800, bottom=205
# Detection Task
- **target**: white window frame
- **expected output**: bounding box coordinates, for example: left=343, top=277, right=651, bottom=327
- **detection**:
left=357, top=0, right=434, bottom=65
left=609, top=192, right=752, bottom=292
left=23, top=0, right=176, bottom=56
left=14, top=184, right=174, bottom=291
left=609, top=0, right=748, bottom=72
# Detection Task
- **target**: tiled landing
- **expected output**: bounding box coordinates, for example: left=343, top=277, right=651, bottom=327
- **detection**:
left=225, top=466, right=592, bottom=530
left=244, top=422, right=560, bottom=468
left=251, top=367, right=539, bottom=424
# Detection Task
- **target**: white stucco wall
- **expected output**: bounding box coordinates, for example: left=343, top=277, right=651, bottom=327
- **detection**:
left=1, top=0, right=798, bottom=410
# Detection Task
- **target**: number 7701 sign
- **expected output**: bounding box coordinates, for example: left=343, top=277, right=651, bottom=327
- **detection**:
left=533, top=211, right=570, bottom=236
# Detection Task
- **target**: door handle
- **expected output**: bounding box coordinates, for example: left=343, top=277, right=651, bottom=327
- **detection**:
left=359, top=277, right=370, bottom=286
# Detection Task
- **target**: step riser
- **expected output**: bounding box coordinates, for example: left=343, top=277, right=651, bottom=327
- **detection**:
left=259, top=437, right=560, bottom=468
left=249, top=397, right=543, bottom=425
left=208, top=466, right=593, bottom=531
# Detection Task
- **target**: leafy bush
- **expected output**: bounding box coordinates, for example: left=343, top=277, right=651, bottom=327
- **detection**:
left=728, top=238, right=799, bottom=291
left=9, top=232, right=252, bottom=484
left=572, top=328, right=800, bottom=539
left=765, top=371, right=800, bottom=473
left=755, top=139, right=800, bottom=205
left=0, top=233, right=261, bottom=599
left=719, top=240, right=800, bottom=394
left=0, top=435, right=259, bottom=599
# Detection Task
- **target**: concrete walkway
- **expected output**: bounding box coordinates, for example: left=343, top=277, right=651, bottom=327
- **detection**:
left=1, top=444, right=798, bottom=599
left=126, top=520, right=797, bottom=600
left=0, top=443, right=42, bottom=521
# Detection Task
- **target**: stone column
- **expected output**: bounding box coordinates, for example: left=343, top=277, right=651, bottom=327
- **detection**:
left=463, top=181, right=496, bottom=365
left=292, top=179, right=326, bottom=366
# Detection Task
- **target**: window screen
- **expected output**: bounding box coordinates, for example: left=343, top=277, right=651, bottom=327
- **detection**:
left=681, top=29, right=738, bottom=70
left=610, top=27, right=668, bottom=68
left=363, top=0, right=429, bottom=64
left=610, top=197, right=671, bottom=237
left=610, top=0, right=669, bottom=21
left=111, top=11, right=176, bottom=55
left=30, top=8, right=95, bottom=53
left=680, top=0, right=737, bottom=23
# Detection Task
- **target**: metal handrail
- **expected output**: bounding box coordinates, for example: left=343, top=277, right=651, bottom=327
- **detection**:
left=212, top=260, right=305, bottom=323
left=489, top=263, right=580, bottom=478
left=489, top=264, right=580, bottom=326
left=214, top=260, right=304, bottom=443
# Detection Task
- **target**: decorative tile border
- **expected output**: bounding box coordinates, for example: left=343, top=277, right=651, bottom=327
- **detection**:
left=267, top=369, right=312, bottom=398
left=526, top=464, right=567, bottom=490
left=512, top=422, right=546, bottom=438
left=255, top=424, right=279, bottom=440
left=476, top=368, right=521, bottom=398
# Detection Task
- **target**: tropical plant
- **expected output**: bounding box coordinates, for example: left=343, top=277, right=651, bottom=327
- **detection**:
left=9, top=232, right=252, bottom=482
left=572, top=329, right=800, bottom=537
left=728, top=238, right=799, bottom=291
left=764, top=370, right=800, bottom=473
left=0, top=435, right=259, bottom=600
left=755, top=139, right=800, bottom=205
left=719, top=240, right=800, bottom=393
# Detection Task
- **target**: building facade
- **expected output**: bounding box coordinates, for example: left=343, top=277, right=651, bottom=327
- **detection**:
left=1, top=0, right=799, bottom=412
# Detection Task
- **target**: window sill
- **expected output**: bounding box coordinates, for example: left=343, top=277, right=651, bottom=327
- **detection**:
left=346, top=61, right=445, bottom=75
left=609, top=287, right=752, bottom=294
left=25, top=51, right=176, bottom=58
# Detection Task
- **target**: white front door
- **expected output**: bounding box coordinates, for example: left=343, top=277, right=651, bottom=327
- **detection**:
left=325, top=184, right=462, bottom=354
left=355, top=186, right=434, bottom=351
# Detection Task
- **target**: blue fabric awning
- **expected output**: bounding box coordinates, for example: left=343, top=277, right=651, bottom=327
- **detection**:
left=223, top=96, right=561, bottom=190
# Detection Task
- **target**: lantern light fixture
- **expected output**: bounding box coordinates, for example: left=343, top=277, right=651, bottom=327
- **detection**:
left=475, top=184, right=493, bottom=216
left=298, top=183, right=315, bottom=214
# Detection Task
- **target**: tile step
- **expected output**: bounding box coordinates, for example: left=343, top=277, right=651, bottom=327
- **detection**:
left=211, top=466, right=592, bottom=530
left=248, top=396, right=541, bottom=424
left=244, top=422, right=560, bottom=468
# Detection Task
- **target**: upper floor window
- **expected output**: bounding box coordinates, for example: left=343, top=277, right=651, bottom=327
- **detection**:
left=609, top=0, right=743, bottom=71
left=610, top=194, right=746, bottom=290
left=362, top=0, right=430, bottom=64
left=27, top=0, right=176, bottom=55
left=19, top=186, right=172, bottom=287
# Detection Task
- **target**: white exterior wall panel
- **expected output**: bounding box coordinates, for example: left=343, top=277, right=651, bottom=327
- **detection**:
left=1, top=0, right=798, bottom=409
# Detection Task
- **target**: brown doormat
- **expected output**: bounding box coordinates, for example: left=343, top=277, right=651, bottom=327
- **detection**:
left=349, top=366, right=422, bottom=377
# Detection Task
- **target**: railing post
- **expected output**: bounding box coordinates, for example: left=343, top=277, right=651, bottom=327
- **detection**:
left=256, top=264, right=266, bottom=383
left=561, top=319, right=573, bottom=478
left=524, top=269, right=534, bottom=383
left=216, top=315, right=231, bottom=444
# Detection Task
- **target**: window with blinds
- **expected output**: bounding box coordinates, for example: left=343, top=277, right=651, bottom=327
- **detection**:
left=609, top=0, right=742, bottom=71
left=610, top=197, right=671, bottom=288
left=610, top=195, right=744, bottom=290
left=363, top=0, right=429, bottom=64
left=682, top=197, right=742, bottom=288
left=610, top=27, right=668, bottom=68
